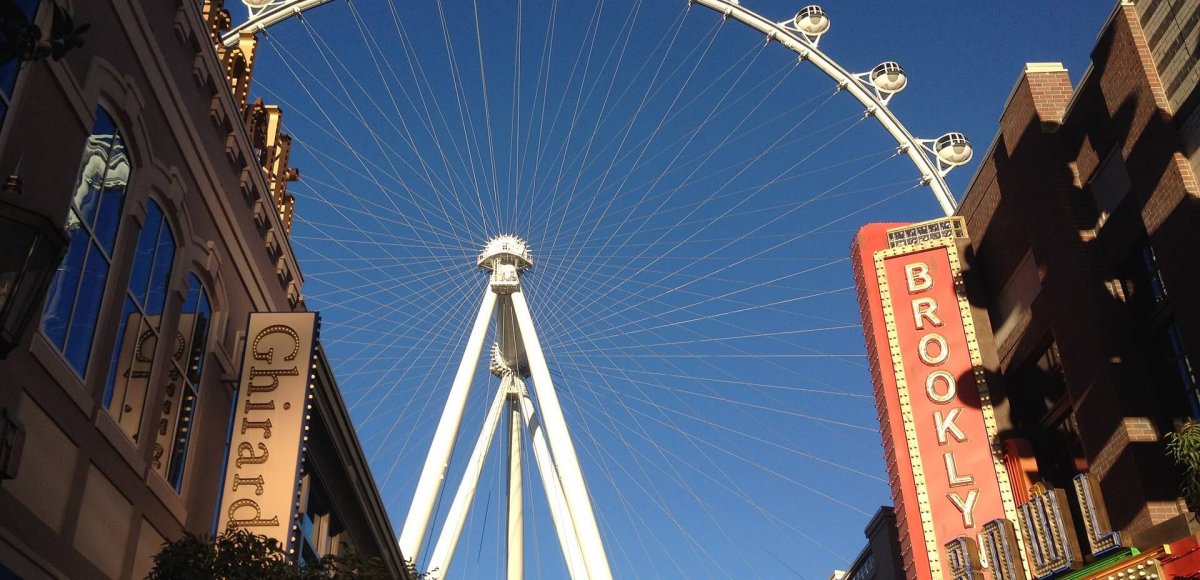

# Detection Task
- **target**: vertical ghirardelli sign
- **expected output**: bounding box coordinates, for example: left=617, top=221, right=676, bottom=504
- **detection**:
left=852, top=218, right=1021, bottom=578
left=218, top=312, right=319, bottom=551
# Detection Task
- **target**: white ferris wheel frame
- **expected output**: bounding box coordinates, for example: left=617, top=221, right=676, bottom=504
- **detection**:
left=225, top=0, right=968, bottom=214
left=220, top=1, right=975, bottom=577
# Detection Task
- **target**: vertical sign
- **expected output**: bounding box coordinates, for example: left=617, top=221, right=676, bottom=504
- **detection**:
left=853, top=219, right=1021, bottom=578
left=218, top=312, right=319, bottom=551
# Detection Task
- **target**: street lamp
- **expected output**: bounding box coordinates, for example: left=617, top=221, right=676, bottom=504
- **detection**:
left=0, top=172, right=68, bottom=358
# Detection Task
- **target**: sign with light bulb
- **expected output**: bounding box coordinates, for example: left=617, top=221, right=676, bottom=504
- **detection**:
left=217, top=312, right=319, bottom=553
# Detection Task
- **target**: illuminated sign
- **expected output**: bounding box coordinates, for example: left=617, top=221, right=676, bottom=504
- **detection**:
left=217, top=312, right=319, bottom=551
left=1018, top=483, right=1082, bottom=577
left=852, top=218, right=1022, bottom=577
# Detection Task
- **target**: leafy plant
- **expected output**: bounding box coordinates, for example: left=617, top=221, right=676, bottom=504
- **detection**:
left=148, top=527, right=390, bottom=580
left=0, top=1, right=89, bottom=64
left=1165, top=419, right=1200, bottom=511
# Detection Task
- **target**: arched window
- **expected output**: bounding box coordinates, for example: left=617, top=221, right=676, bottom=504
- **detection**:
left=155, top=273, right=211, bottom=490
left=0, top=0, right=39, bottom=129
left=41, top=106, right=131, bottom=376
left=104, top=199, right=175, bottom=441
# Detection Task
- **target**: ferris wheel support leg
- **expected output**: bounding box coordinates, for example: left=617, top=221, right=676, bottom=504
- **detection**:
left=510, top=290, right=613, bottom=580
left=505, top=396, right=524, bottom=580
left=519, top=390, right=589, bottom=579
left=427, top=383, right=509, bottom=578
left=400, top=287, right=499, bottom=563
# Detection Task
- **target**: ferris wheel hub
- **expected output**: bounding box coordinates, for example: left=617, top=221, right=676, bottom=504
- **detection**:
left=479, top=235, right=532, bottom=293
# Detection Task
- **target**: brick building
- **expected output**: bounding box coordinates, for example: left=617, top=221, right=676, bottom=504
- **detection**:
left=956, top=0, right=1200, bottom=539
left=852, top=1, right=1200, bottom=577
left=0, top=1, right=406, bottom=577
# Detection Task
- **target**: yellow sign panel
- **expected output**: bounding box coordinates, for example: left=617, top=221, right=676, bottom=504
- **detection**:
left=217, top=312, right=319, bottom=551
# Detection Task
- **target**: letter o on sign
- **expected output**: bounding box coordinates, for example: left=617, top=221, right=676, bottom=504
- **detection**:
left=926, top=370, right=957, bottom=404
left=918, top=333, right=949, bottom=365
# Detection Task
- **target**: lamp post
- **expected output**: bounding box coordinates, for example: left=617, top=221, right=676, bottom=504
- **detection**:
left=0, top=172, right=68, bottom=358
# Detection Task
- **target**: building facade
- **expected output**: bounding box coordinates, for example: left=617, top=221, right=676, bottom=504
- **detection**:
left=0, top=0, right=404, bottom=578
left=854, top=1, right=1200, bottom=577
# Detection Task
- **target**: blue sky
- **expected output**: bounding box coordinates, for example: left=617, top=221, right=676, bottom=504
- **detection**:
left=245, top=1, right=1111, bottom=577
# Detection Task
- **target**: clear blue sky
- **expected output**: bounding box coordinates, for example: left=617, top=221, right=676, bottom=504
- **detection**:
left=247, top=1, right=1112, bottom=577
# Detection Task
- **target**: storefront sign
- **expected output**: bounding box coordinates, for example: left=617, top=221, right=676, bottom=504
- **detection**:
left=217, top=312, right=319, bottom=552
left=853, top=219, right=1021, bottom=577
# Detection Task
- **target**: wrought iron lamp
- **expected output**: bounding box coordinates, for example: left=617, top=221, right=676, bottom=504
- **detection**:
left=0, top=171, right=68, bottom=358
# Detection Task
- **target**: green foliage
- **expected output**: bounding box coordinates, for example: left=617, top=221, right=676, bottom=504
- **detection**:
left=1165, top=420, right=1200, bottom=510
left=0, top=1, right=90, bottom=64
left=148, top=528, right=389, bottom=580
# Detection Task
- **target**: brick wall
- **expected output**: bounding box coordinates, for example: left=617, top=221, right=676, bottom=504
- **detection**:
left=955, top=2, right=1200, bottom=540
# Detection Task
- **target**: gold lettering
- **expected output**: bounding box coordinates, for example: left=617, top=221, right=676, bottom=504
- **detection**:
left=227, top=498, right=280, bottom=528
left=944, top=452, right=974, bottom=486
left=251, top=324, right=301, bottom=363
left=926, top=370, right=957, bottom=403
left=911, top=297, right=942, bottom=330
left=1017, top=484, right=1082, bottom=576
left=905, top=262, right=933, bottom=293
left=948, top=489, right=980, bottom=528
left=241, top=418, right=272, bottom=439
left=236, top=442, right=269, bottom=467
left=232, top=475, right=266, bottom=495
left=247, top=366, right=298, bottom=393
left=980, top=518, right=1027, bottom=580
left=1073, top=473, right=1125, bottom=555
left=945, top=536, right=983, bottom=580
left=244, top=398, right=276, bottom=412
left=935, top=408, right=967, bottom=444
left=918, top=333, right=949, bottom=365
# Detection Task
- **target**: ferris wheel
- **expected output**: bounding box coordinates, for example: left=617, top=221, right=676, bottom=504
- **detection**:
left=237, top=0, right=975, bottom=577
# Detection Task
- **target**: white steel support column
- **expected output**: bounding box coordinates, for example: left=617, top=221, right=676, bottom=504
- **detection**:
left=427, top=384, right=509, bottom=577
left=409, top=237, right=609, bottom=579
left=510, top=290, right=613, bottom=580
left=519, top=392, right=588, bottom=580
left=505, top=396, right=524, bottom=580
left=400, top=287, right=498, bottom=561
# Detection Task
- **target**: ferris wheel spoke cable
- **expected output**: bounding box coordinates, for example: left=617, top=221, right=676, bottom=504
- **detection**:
left=542, top=351, right=731, bottom=578
left=263, top=36, right=482, bottom=251
left=559, top=149, right=899, bottom=343
left=343, top=1, right=470, bottom=231
left=532, top=18, right=735, bottom=305
left=539, top=39, right=771, bottom=313
left=534, top=94, right=852, bottom=336
left=338, top=4, right=488, bottom=246
left=556, top=350, right=813, bottom=572
left=288, top=21, right=489, bottom=246
left=430, top=0, right=494, bottom=233
left=526, top=12, right=718, bottom=270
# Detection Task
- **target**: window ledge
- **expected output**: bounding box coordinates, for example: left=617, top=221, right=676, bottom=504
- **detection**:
left=29, top=332, right=94, bottom=418
left=93, top=411, right=146, bottom=475
left=145, top=468, right=187, bottom=526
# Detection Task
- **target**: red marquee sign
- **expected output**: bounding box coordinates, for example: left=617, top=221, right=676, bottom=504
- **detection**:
left=852, top=219, right=1022, bottom=578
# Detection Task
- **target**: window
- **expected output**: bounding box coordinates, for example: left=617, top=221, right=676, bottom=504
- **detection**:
left=41, top=107, right=131, bottom=376
left=990, top=250, right=1040, bottom=346
left=0, top=0, right=39, bottom=129
left=155, top=274, right=212, bottom=490
left=104, top=199, right=175, bottom=441
left=1088, top=149, right=1132, bottom=227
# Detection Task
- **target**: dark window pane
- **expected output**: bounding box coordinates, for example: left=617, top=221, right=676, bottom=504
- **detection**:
left=0, top=60, right=17, bottom=96
left=128, top=203, right=162, bottom=306
left=107, top=314, right=156, bottom=440
left=166, top=383, right=198, bottom=490
left=41, top=215, right=90, bottom=349
left=146, top=215, right=175, bottom=316
left=62, top=242, right=109, bottom=374
left=104, top=298, right=139, bottom=407
left=190, top=287, right=211, bottom=385
left=94, top=133, right=129, bottom=253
